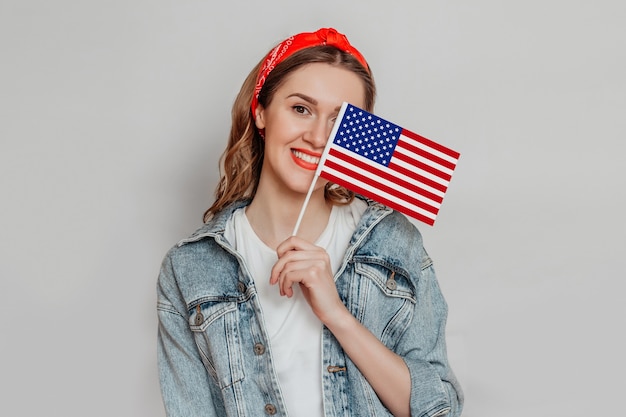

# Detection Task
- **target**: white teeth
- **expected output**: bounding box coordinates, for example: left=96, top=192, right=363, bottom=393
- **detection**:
left=292, top=150, right=320, bottom=165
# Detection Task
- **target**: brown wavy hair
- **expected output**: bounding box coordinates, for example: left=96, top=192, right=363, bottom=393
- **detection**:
left=203, top=45, right=376, bottom=222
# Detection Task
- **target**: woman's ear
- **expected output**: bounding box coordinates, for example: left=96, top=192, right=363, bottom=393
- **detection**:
left=254, top=106, right=265, bottom=130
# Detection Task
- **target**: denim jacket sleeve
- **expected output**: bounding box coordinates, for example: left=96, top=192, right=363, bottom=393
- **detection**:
left=402, top=257, right=463, bottom=417
left=156, top=250, right=219, bottom=417
left=353, top=209, right=463, bottom=417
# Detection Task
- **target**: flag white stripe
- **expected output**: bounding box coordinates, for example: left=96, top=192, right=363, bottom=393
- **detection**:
left=401, top=134, right=460, bottom=165
left=389, top=156, right=451, bottom=188
left=396, top=140, right=455, bottom=177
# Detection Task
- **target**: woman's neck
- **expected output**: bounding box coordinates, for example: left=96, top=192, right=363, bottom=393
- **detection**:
left=245, top=186, right=332, bottom=250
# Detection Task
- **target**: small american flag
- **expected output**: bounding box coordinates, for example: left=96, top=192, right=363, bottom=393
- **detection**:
left=317, top=103, right=460, bottom=226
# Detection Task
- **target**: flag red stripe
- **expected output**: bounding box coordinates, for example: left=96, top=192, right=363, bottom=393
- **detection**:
left=398, top=137, right=457, bottom=172
left=320, top=171, right=436, bottom=226
left=323, top=158, right=439, bottom=215
left=401, top=128, right=460, bottom=160
left=386, top=160, right=448, bottom=193
left=392, top=149, right=453, bottom=182
left=328, top=148, right=444, bottom=203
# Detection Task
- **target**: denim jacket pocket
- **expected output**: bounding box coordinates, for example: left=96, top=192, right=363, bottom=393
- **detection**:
left=351, top=262, right=416, bottom=347
left=354, top=262, right=416, bottom=302
left=188, top=299, right=245, bottom=389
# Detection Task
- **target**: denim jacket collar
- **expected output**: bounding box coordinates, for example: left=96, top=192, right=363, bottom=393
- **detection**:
left=176, top=199, right=251, bottom=247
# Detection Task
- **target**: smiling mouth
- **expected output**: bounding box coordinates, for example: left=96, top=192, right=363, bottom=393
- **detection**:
left=292, top=149, right=321, bottom=166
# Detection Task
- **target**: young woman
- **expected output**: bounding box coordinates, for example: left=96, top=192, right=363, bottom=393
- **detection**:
left=157, top=28, right=463, bottom=417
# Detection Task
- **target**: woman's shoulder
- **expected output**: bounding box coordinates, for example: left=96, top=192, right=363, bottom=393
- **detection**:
left=159, top=215, right=242, bottom=299
left=161, top=200, right=250, bottom=270
left=355, top=198, right=427, bottom=262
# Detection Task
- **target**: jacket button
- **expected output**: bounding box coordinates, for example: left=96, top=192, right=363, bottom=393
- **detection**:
left=253, top=343, right=265, bottom=355
left=386, top=278, right=397, bottom=290
left=237, top=281, right=247, bottom=293
left=264, top=403, right=276, bottom=415
left=194, top=305, right=204, bottom=325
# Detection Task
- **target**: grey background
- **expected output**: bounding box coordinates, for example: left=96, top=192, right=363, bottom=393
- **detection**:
left=1, top=1, right=624, bottom=416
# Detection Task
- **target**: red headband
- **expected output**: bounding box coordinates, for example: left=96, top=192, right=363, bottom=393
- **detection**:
left=250, top=27, right=369, bottom=117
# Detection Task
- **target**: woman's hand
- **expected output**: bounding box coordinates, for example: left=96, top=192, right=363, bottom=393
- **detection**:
left=270, top=235, right=347, bottom=324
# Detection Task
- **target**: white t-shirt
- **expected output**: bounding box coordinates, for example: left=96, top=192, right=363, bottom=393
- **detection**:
left=224, top=200, right=366, bottom=416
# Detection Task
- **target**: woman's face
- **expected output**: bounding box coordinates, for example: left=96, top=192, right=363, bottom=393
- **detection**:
left=255, top=63, right=366, bottom=197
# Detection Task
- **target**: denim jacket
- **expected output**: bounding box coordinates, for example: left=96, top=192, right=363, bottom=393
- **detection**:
left=157, top=197, right=463, bottom=417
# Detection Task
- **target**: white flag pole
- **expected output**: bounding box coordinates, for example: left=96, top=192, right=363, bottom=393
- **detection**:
left=291, top=173, right=319, bottom=237
left=291, top=102, right=349, bottom=237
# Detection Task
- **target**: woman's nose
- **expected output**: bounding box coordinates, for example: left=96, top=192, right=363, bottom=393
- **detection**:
left=305, top=118, right=332, bottom=148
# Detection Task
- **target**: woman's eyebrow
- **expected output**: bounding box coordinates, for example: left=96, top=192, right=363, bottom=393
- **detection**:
left=286, top=93, right=318, bottom=105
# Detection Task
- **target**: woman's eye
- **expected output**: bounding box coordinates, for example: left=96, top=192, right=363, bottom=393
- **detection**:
left=293, top=105, right=309, bottom=115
